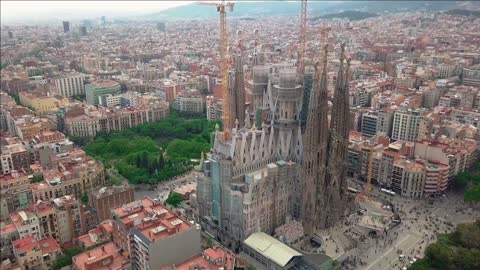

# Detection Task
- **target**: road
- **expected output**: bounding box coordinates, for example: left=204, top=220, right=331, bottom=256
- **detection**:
left=134, top=171, right=198, bottom=200
left=337, top=178, right=479, bottom=270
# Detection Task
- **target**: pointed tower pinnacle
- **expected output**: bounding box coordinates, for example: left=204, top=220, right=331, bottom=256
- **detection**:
left=302, top=45, right=329, bottom=236
left=245, top=109, right=251, bottom=129
left=234, top=30, right=246, bottom=128
left=319, top=43, right=351, bottom=229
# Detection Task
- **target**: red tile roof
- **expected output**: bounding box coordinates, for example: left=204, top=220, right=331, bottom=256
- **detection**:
left=73, top=242, right=129, bottom=270
left=38, top=238, right=60, bottom=255
left=13, top=236, right=39, bottom=254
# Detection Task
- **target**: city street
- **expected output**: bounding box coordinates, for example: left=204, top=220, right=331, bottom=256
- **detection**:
left=133, top=171, right=198, bottom=200
left=336, top=179, right=479, bottom=270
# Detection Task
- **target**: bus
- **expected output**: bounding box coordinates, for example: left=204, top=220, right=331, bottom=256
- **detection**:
left=347, top=187, right=361, bottom=194
left=381, top=188, right=396, bottom=196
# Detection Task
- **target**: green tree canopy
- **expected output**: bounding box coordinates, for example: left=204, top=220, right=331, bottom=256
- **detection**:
left=166, top=193, right=183, bottom=208
left=52, top=246, right=83, bottom=270
left=84, top=116, right=218, bottom=185
left=410, top=221, right=480, bottom=270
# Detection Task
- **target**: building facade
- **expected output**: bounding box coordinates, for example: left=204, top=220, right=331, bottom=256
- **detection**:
left=85, top=80, right=121, bottom=105
left=391, top=109, right=424, bottom=142
left=88, top=186, right=135, bottom=222
left=54, top=73, right=86, bottom=97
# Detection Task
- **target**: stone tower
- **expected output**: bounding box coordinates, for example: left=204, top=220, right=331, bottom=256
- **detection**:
left=319, top=44, right=351, bottom=229
left=302, top=46, right=330, bottom=236
left=302, top=44, right=351, bottom=234
left=233, top=48, right=246, bottom=128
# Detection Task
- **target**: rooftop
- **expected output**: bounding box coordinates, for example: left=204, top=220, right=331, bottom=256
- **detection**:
left=11, top=210, right=37, bottom=228
left=174, top=248, right=235, bottom=270
left=13, top=236, right=39, bottom=254
left=244, top=232, right=302, bottom=267
left=172, top=183, right=196, bottom=197
left=73, top=242, right=129, bottom=270
left=88, top=80, right=120, bottom=88
left=112, top=197, right=192, bottom=242
left=0, top=222, right=17, bottom=235
left=38, top=238, right=61, bottom=255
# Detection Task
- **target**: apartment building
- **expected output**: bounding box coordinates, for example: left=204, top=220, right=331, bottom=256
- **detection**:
left=415, top=138, right=478, bottom=184
left=12, top=116, right=51, bottom=141
left=168, top=247, right=235, bottom=270
left=52, top=195, right=84, bottom=244
left=19, top=91, right=69, bottom=113
left=72, top=242, right=130, bottom=270
left=0, top=222, right=20, bottom=263
left=361, top=112, right=378, bottom=138
left=206, top=96, right=222, bottom=121
left=88, top=186, right=134, bottom=222
left=32, top=150, right=104, bottom=202
left=12, top=236, right=62, bottom=270
left=391, top=109, right=424, bottom=142
left=176, top=89, right=204, bottom=113
left=54, top=73, right=87, bottom=97
left=450, top=108, right=480, bottom=128
left=85, top=80, right=121, bottom=105
left=65, top=102, right=169, bottom=137
left=1, top=142, right=29, bottom=175
left=32, top=200, right=59, bottom=242
left=111, top=197, right=202, bottom=269
left=27, top=136, right=74, bottom=168
left=416, top=159, right=450, bottom=196
left=377, top=109, right=395, bottom=137
left=11, top=210, right=41, bottom=240
left=392, top=159, right=425, bottom=198
left=0, top=171, right=32, bottom=221
left=462, top=65, right=480, bottom=87
left=76, top=220, right=113, bottom=250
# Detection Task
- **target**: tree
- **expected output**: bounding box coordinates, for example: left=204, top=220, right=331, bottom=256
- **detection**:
left=425, top=242, right=454, bottom=268
left=158, top=151, right=165, bottom=169
left=411, top=221, right=480, bottom=270
left=206, top=237, right=213, bottom=248
left=474, top=162, right=480, bottom=171
left=453, top=172, right=470, bottom=190
left=52, top=247, right=83, bottom=270
left=409, top=259, right=434, bottom=270
left=80, top=194, right=89, bottom=205
left=166, top=193, right=183, bottom=208
left=464, top=185, right=480, bottom=203
left=30, top=174, right=44, bottom=183
left=84, top=116, right=215, bottom=185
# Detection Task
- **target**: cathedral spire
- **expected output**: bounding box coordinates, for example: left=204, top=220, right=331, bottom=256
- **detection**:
left=234, top=31, right=246, bottom=128
left=330, top=43, right=346, bottom=132
left=302, top=44, right=329, bottom=236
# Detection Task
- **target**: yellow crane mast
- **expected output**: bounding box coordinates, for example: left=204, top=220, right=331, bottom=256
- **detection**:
left=199, top=1, right=234, bottom=140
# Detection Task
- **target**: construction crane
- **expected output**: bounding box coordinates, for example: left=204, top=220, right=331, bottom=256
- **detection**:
left=297, top=0, right=307, bottom=75
left=199, top=0, right=234, bottom=139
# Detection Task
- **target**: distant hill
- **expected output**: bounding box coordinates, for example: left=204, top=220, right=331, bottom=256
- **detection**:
left=142, top=1, right=462, bottom=21
left=444, top=9, right=480, bottom=18
left=312, top=11, right=377, bottom=21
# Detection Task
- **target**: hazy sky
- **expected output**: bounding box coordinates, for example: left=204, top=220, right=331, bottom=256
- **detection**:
left=1, top=1, right=195, bottom=24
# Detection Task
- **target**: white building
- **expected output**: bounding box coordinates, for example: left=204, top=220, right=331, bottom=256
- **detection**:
left=392, top=109, right=424, bottom=142
left=54, top=73, right=87, bottom=97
